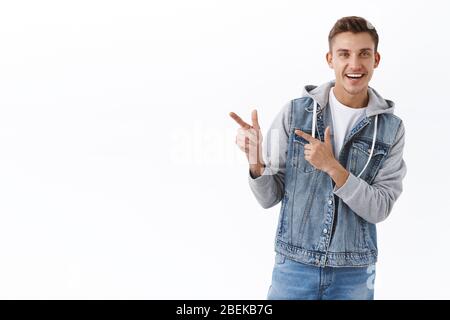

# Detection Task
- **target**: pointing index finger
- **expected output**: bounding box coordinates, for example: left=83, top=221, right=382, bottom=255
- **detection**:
left=229, top=112, right=251, bottom=129
left=295, top=129, right=316, bottom=143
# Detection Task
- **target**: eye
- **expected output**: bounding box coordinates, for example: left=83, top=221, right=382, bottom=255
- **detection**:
left=361, top=51, right=371, bottom=57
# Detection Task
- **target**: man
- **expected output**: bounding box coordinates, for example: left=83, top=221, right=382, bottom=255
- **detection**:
left=229, top=16, right=406, bottom=300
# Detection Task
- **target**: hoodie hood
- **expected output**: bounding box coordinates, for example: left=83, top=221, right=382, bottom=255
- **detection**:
left=302, top=80, right=395, bottom=117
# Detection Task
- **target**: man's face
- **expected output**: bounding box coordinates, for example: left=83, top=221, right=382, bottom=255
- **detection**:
left=326, top=32, right=380, bottom=96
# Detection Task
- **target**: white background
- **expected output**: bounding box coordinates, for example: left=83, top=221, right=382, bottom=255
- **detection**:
left=0, top=0, right=448, bottom=299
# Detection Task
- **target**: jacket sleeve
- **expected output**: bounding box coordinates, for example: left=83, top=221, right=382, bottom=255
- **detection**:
left=247, top=101, right=292, bottom=209
left=333, top=120, right=407, bottom=224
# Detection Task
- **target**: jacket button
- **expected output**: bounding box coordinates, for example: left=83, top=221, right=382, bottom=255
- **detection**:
left=328, top=199, right=333, bottom=205
left=323, top=228, right=328, bottom=234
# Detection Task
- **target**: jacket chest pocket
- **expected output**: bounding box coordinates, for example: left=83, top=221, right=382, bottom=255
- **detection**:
left=350, top=140, right=388, bottom=183
left=291, top=131, right=317, bottom=173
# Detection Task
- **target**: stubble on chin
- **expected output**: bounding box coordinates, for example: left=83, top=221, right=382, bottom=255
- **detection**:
left=343, top=83, right=367, bottom=96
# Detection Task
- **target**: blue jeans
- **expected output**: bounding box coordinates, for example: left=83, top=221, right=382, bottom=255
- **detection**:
left=267, top=253, right=376, bottom=300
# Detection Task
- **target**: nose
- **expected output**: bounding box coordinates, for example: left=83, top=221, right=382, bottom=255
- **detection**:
left=348, top=53, right=363, bottom=70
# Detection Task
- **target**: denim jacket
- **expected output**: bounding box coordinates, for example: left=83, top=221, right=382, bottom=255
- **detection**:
left=249, top=81, right=406, bottom=267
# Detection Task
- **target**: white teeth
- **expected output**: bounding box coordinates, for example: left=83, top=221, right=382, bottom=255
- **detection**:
left=346, top=73, right=363, bottom=78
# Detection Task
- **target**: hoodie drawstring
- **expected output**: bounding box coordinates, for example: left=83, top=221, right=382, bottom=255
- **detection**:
left=312, top=100, right=318, bottom=139
left=311, top=101, right=378, bottom=179
left=356, top=114, right=378, bottom=178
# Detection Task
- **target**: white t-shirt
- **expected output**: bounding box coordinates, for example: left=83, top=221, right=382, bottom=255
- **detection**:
left=328, top=87, right=367, bottom=157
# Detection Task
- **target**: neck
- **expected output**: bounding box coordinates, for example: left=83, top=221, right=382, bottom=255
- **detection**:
left=333, top=84, right=369, bottom=108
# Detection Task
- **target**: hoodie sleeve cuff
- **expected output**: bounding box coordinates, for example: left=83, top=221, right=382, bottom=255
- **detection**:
left=333, top=172, right=360, bottom=201
left=248, top=166, right=272, bottom=185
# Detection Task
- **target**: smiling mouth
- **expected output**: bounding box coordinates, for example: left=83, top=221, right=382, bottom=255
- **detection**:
left=345, top=73, right=366, bottom=80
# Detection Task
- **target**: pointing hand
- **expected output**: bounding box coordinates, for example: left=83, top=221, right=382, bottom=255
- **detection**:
left=230, top=109, right=266, bottom=177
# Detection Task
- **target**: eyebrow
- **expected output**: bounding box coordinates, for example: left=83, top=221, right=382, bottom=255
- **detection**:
left=336, top=48, right=373, bottom=52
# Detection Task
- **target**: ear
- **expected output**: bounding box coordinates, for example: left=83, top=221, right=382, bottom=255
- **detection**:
left=374, top=51, right=381, bottom=69
left=326, top=52, right=333, bottom=69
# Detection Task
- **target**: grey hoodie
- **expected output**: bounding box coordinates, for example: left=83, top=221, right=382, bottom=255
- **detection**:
left=248, top=80, right=406, bottom=224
